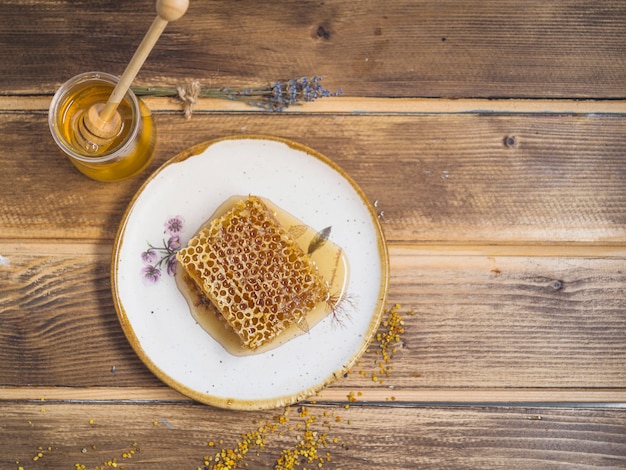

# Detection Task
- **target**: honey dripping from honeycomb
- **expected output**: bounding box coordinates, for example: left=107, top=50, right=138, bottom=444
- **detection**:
left=176, top=195, right=349, bottom=355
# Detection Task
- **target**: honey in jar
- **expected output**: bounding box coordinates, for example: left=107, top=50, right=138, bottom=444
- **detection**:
left=48, top=72, right=156, bottom=182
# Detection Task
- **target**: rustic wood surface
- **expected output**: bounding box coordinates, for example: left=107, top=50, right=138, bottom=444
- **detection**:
left=1, top=1, right=625, bottom=469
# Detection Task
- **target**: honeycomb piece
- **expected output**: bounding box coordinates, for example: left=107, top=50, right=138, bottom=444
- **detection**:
left=176, top=196, right=330, bottom=350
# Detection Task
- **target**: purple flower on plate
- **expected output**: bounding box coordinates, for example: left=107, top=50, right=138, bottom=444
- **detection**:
left=141, top=215, right=185, bottom=285
left=142, top=265, right=162, bottom=284
left=141, top=248, right=158, bottom=264
left=165, top=216, right=184, bottom=234
left=166, top=256, right=178, bottom=277
left=167, top=235, right=181, bottom=251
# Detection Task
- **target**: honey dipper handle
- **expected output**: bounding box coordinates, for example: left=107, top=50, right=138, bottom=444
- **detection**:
left=99, top=0, right=190, bottom=122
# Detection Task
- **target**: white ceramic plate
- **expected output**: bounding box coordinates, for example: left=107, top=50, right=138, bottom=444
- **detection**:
left=112, top=135, right=389, bottom=410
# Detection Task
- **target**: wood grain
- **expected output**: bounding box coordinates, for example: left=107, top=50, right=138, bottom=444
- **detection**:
left=1, top=245, right=624, bottom=391
left=0, top=1, right=624, bottom=98
left=2, top=0, right=626, bottom=466
left=1, top=403, right=624, bottom=469
left=1, top=112, right=625, bottom=243
left=3, top=386, right=626, bottom=405
left=3, top=95, right=626, bottom=114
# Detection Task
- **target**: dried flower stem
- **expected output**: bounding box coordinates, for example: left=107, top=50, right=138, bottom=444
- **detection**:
left=131, top=76, right=342, bottom=116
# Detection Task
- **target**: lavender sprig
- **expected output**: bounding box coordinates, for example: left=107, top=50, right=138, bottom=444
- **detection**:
left=131, top=76, right=342, bottom=114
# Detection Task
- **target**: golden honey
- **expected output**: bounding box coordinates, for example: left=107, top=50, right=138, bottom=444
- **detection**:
left=176, top=196, right=349, bottom=355
left=49, top=72, right=156, bottom=182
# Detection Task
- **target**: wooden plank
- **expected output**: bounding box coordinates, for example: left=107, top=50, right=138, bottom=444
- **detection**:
left=0, top=402, right=624, bottom=469
left=0, top=1, right=625, bottom=99
left=3, top=96, right=626, bottom=114
left=387, top=252, right=626, bottom=388
left=1, top=112, right=625, bottom=243
left=2, top=386, right=626, bottom=405
left=1, top=245, right=624, bottom=390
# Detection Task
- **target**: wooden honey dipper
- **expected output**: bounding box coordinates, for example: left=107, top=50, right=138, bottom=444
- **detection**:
left=76, top=0, right=189, bottom=152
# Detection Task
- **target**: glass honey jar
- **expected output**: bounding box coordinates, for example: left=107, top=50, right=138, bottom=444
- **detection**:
left=48, top=71, right=156, bottom=182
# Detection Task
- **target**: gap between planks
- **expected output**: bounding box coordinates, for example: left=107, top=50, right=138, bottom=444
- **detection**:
left=0, top=387, right=624, bottom=406
left=1, top=242, right=625, bottom=258
left=1, top=96, right=625, bottom=115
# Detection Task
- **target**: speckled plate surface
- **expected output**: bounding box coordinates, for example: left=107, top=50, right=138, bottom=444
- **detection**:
left=111, top=135, right=389, bottom=410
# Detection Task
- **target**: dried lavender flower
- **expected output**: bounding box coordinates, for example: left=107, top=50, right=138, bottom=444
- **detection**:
left=131, top=76, right=342, bottom=116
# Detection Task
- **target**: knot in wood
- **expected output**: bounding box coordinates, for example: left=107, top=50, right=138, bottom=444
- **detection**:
left=549, top=280, right=564, bottom=291
left=504, top=135, right=518, bottom=148
left=316, top=25, right=331, bottom=40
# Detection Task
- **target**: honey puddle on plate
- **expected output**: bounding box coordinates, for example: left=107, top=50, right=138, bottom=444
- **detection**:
left=176, top=196, right=350, bottom=356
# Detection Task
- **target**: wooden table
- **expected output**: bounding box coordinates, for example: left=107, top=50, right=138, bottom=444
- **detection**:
left=1, top=1, right=625, bottom=468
